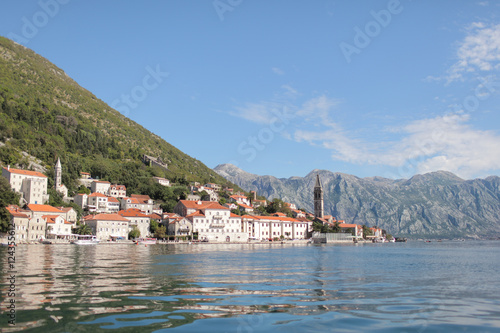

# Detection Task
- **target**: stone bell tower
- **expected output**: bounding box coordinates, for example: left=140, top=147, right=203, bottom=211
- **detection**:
left=314, top=174, right=324, bottom=219
left=54, top=157, right=62, bottom=189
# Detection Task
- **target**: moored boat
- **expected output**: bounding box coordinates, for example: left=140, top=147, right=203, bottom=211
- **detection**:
left=71, top=235, right=99, bottom=245
left=135, top=238, right=157, bottom=245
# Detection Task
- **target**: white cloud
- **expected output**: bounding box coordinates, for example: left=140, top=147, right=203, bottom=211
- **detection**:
left=229, top=101, right=285, bottom=125
left=272, top=67, right=285, bottom=75
left=294, top=112, right=500, bottom=179
left=446, top=23, right=500, bottom=83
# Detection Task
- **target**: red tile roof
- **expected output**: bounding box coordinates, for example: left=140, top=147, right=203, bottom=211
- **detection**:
left=89, top=192, right=107, bottom=198
left=118, top=209, right=149, bottom=218
left=254, top=215, right=300, bottom=223
left=149, top=213, right=162, bottom=220
left=55, top=207, right=75, bottom=213
left=130, top=194, right=152, bottom=202
left=178, top=200, right=228, bottom=211
left=187, top=211, right=205, bottom=218
left=27, top=204, right=64, bottom=213
left=3, top=167, right=47, bottom=178
left=42, top=215, right=72, bottom=224
left=123, top=197, right=141, bottom=204
left=241, top=215, right=259, bottom=220
left=89, top=213, right=129, bottom=222
left=238, top=203, right=254, bottom=210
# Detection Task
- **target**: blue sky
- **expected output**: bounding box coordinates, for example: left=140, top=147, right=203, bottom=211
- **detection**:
left=1, top=0, right=500, bottom=180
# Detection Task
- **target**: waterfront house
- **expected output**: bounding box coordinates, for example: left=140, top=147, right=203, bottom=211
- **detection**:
left=174, top=200, right=248, bottom=242
left=86, top=213, right=130, bottom=241
left=27, top=204, right=66, bottom=219
left=252, top=216, right=310, bottom=240
left=118, top=209, right=151, bottom=238
left=6, top=205, right=31, bottom=242
left=166, top=216, right=193, bottom=239
left=43, top=215, right=73, bottom=240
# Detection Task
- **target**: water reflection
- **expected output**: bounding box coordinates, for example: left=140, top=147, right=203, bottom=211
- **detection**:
left=1, top=242, right=500, bottom=332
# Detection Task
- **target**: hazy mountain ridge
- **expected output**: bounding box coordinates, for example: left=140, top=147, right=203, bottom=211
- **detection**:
left=214, top=164, right=500, bottom=238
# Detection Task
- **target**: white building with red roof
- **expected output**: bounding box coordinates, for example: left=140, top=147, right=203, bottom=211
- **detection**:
left=2, top=166, right=49, bottom=204
left=27, top=204, right=66, bottom=219
left=229, top=194, right=250, bottom=206
left=87, top=192, right=108, bottom=213
left=174, top=200, right=248, bottom=242
left=162, top=213, right=192, bottom=239
left=55, top=206, right=78, bottom=223
left=6, top=205, right=32, bottom=242
left=108, top=184, right=127, bottom=198
left=250, top=215, right=312, bottom=240
left=85, top=213, right=130, bottom=241
left=118, top=209, right=151, bottom=238
left=120, top=195, right=154, bottom=214
left=43, top=215, right=73, bottom=239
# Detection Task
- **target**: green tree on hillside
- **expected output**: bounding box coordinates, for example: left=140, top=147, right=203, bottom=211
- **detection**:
left=0, top=177, right=20, bottom=232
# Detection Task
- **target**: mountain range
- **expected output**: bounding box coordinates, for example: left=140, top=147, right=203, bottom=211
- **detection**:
left=214, top=163, right=500, bottom=238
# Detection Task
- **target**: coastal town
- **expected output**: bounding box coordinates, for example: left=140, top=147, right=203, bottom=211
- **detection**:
left=1, top=158, right=387, bottom=245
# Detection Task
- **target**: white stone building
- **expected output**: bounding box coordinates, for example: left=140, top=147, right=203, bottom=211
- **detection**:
left=118, top=209, right=151, bottom=238
left=108, top=184, right=127, bottom=198
left=91, top=180, right=111, bottom=195
left=2, top=166, right=49, bottom=204
left=120, top=195, right=154, bottom=214
left=85, top=213, right=130, bottom=241
left=250, top=216, right=311, bottom=240
left=44, top=215, right=73, bottom=239
left=153, top=177, right=170, bottom=187
left=174, top=200, right=248, bottom=242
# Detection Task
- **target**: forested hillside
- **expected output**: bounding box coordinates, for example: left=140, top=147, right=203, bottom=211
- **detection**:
left=0, top=36, right=235, bottom=200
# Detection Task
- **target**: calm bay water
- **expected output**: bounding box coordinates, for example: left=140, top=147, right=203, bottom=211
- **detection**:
left=1, top=241, right=500, bottom=332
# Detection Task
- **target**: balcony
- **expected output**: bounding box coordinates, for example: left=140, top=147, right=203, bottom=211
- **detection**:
left=178, top=226, right=190, bottom=232
left=213, top=215, right=223, bottom=220
left=210, top=223, right=225, bottom=229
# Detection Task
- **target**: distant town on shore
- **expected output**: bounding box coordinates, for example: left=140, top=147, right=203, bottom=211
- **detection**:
left=2, top=158, right=390, bottom=244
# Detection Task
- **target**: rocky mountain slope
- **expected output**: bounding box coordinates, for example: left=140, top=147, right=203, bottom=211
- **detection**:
left=214, top=164, right=500, bottom=238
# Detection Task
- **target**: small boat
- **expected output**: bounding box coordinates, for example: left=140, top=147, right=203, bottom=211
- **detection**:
left=394, top=237, right=407, bottom=243
left=72, top=235, right=99, bottom=245
left=135, top=238, right=157, bottom=245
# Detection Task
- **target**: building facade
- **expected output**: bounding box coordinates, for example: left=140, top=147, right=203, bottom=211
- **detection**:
left=86, top=213, right=130, bottom=240
left=2, top=167, right=49, bottom=204
left=174, top=200, right=248, bottom=242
